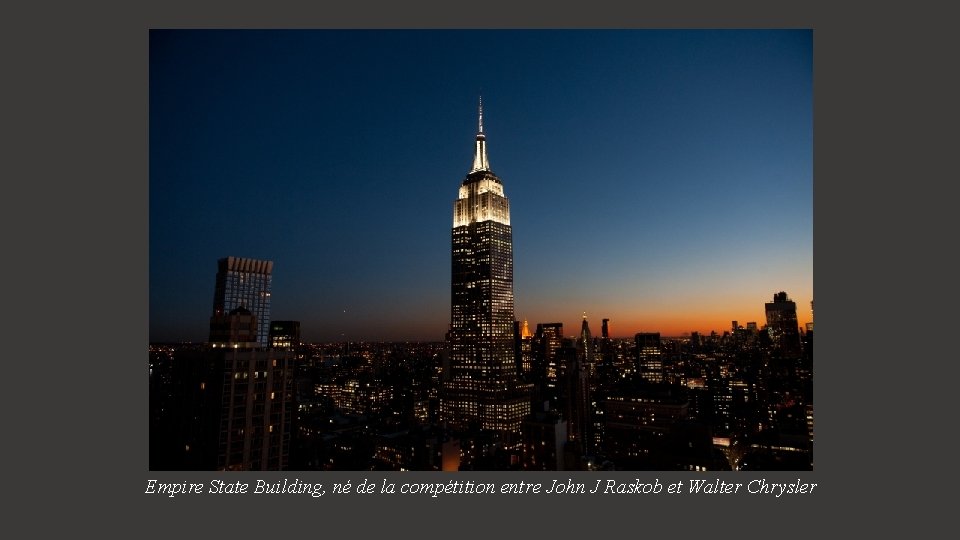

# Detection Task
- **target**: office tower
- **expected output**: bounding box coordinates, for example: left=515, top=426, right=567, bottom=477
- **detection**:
left=211, top=256, right=273, bottom=348
left=442, top=99, right=530, bottom=440
left=533, top=322, right=564, bottom=404
left=212, top=259, right=292, bottom=470
left=560, top=341, right=590, bottom=458
left=578, top=316, right=595, bottom=373
left=596, top=317, right=613, bottom=374
left=151, top=259, right=292, bottom=471
left=270, top=320, right=301, bottom=350
left=602, top=389, right=689, bottom=469
left=522, top=411, right=567, bottom=471
left=150, top=257, right=290, bottom=470
left=215, top=346, right=294, bottom=470
left=765, top=291, right=801, bottom=358
left=636, top=332, right=663, bottom=383
left=535, top=323, right=564, bottom=360
left=515, top=319, right=534, bottom=375
left=209, top=259, right=292, bottom=470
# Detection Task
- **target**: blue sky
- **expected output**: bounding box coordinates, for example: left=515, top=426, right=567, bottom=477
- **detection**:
left=150, top=29, right=812, bottom=342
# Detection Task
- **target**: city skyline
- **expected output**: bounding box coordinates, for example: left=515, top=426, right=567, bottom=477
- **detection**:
left=150, top=29, right=812, bottom=342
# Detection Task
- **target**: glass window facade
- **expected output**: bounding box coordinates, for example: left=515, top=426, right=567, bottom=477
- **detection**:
left=210, top=256, right=273, bottom=348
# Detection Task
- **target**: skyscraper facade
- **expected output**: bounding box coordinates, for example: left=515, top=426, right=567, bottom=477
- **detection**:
left=765, top=291, right=801, bottom=358
left=152, top=256, right=292, bottom=471
left=515, top=319, right=534, bottom=375
left=534, top=322, right=564, bottom=404
left=210, top=256, right=292, bottom=470
left=578, top=316, right=595, bottom=370
left=216, top=346, right=294, bottom=470
left=636, top=332, right=663, bottom=383
left=442, top=100, right=529, bottom=439
left=210, top=256, right=273, bottom=348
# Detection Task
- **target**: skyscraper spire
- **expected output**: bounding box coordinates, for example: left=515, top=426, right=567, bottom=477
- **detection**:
left=471, top=96, right=490, bottom=173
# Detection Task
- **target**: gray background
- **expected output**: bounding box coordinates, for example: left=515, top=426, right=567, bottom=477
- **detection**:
left=6, top=0, right=952, bottom=536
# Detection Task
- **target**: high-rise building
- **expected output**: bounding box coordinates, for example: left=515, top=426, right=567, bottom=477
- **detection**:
left=521, top=410, right=567, bottom=471
left=151, top=257, right=292, bottom=471
left=442, top=99, right=530, bottom=441
left=602, top=391, right=689, bottom=468
left=534, top=322, right=564, bottom=404
left=211, top=256, right=273, bottom=348
left=515, top=319, right=534, bottom=375
left=636, top=332, right=663, bottom=383
left=562, top=339, right=591, bottom=457
left=269, top=320, right=301, bottom=350
left=765, top=291, right=801, bottom=358
left=215, top=346, right=294, bottom=470
left=208, top=259, right=292, bottom=471
left=578, top=316, right=595, bottom=374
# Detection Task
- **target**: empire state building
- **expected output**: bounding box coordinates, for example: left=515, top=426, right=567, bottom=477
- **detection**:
left=442, top=100, right=530, bottom=440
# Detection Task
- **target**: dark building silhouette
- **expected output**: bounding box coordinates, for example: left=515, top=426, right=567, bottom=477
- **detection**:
left=765, top=291, right=801, bottom=358
left=209, top=306, right=259, bottom=347
left=441, top=99, right=530, bottom=444
left=602, top=388, right=688, bottom=469
left=522, top=407, right=567, bottom=470
left=578, top=316, right=595, bottom=377
left=270, top=320, right=301, bottom=350
left=560, top=342, right=591, bottom=459
left=152, top=347, right=294, bottom=471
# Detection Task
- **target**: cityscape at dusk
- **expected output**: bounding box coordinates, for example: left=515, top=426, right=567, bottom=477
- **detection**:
left=150, top=29, right=812, bottom=343
left=150, top=29, right=812, bottom=472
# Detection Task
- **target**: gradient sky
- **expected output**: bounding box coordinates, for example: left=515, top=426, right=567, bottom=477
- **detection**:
left=150, top=29, right=812, bottom=342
